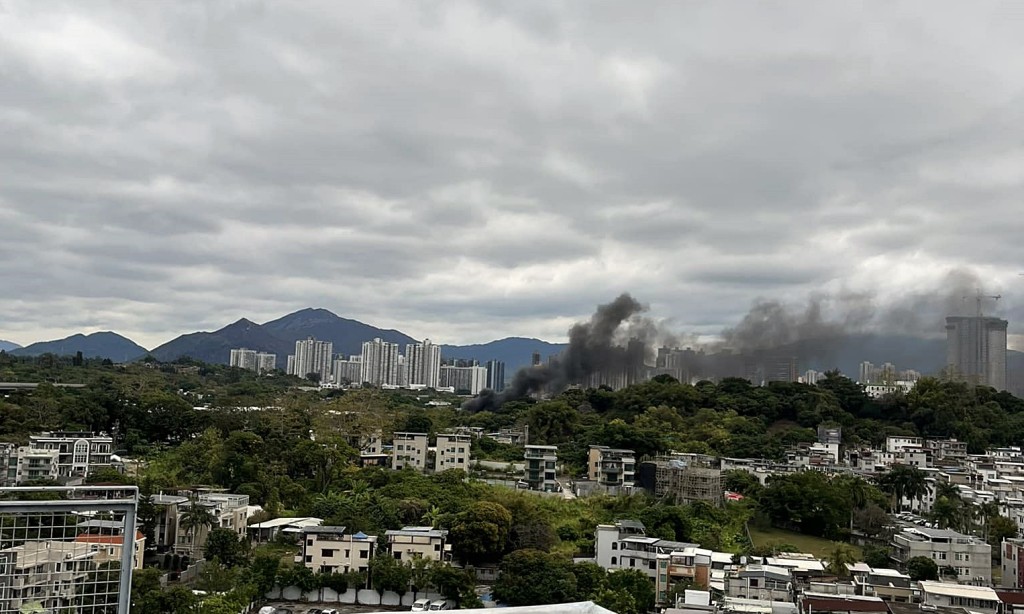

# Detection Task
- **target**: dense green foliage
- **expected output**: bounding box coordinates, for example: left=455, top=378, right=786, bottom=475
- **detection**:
left=6, top=353, right=1024, bottom=609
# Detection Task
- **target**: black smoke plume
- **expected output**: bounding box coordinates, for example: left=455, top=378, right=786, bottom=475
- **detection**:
left=463, top=293, right=648, bottom=412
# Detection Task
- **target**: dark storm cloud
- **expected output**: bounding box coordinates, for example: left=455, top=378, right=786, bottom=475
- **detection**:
left=1, top=0, right=1024, bottom=348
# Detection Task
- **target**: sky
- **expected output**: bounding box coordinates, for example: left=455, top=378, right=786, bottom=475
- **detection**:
left=3, top=1, right=1024, bottom=350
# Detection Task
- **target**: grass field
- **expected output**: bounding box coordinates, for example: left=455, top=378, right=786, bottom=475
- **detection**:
left=748, top=525, right=863, bottom=559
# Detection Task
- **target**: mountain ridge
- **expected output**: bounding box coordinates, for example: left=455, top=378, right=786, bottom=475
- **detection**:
left=0, top=339, right=21, bottom=352
left=11, top=332, right=148, bottom=361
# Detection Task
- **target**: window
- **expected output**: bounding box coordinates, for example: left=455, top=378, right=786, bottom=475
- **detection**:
left=649, top=561, right=656, bottom=570
left=630, top=558, right=636, bottom=567
left=360, top=549, right=368, bottom=559
left=305, top=555, right=312, bottom=563
left=394, top=552, right=402, bottom=560
left=434, top=543, right=441, bottom=551
left=322, top=549, right=335, bottom=557
left=750, top=579, right=759, bottom=588
left=612, top=543, right=618, bottom=551
left=611, top=557, right=617, bottom=565
left=345, top=549, right=350, bottom=557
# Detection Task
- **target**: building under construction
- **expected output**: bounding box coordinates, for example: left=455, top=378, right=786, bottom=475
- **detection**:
left=638, top=453, right=724, bottom=506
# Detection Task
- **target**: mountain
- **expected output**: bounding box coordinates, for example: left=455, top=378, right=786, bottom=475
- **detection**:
left=441, top=337, right=569, bottom=372
left=262, top=308, right=418, bottom=358
left=149, top=318, right=293, bottom=364
left=0, top=340, right=21, bottom=352
left=11, top=332, right=147, bottom=361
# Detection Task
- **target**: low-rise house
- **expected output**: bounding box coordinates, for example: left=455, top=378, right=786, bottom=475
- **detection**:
left=655, top=547, right=735, bottom=604
left=724, top=565, right=793, bottom=602
left=393, top=432, right=428, bottom=471
left=248, top=517, right=323, bottom=544
left=847, top=565, right=915, bottom=603
left=594, top=520, right=696, bottom=582
left=890, top=527, right=991, bottom=584
left=587, top=446, right=636, bottom=493
left=435, top=433, right=472, bottom=473
left=918, top=581, right=1000, bottom=614
left=799, top=594, right=890, bottom=614
left=386, top=526, right=449, bottom=562
left=75, top=531, right=146, bottom=569
left=296, top=526, right=376, bottom=574
left=172, top=492, right=250, bottom=555
left=524, top=445, right=559, bottom=492
left=1002, top=538, right=1024, bottom=589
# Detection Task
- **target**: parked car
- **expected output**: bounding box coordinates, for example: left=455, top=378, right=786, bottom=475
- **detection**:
left=321, top=610, right=339, bottom=614
left=307, top=609, right=323, bottom=614
left=428, top=600, right=450, bottom=611
left=411, top=598, right=432, bottom=611
left=258, top=608, right=276, bottom=614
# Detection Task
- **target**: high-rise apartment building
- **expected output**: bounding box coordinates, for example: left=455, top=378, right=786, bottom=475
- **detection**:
left=406, top=340, right=442, bottom=388
left=485, top=360, right=506, bottom=392
left=231, top=348, right=276, bottom=373
left=946, top=316, right=1008, bottom=391
left=293, top=337, right=333, bottom=382
left=256, top=352, right=276, bottom=373
left=440, top=365, right=488, bottom=394
left=360, top=338, right=401, bottom=386
left=229, top=348, right=258, bottom=371
left=286, top=355, right=295, bottom=375
left=332, top=356, right=362, bottom=385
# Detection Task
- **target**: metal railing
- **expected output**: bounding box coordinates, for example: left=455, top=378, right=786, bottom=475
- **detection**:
left=0, top=485, right=138, bottom=614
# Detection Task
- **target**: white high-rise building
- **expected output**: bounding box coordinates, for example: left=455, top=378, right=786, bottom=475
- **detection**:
left=286, top=355, right=295, bottom=375
left=439, top=365, right=488, bottom=395
left=360, top=338, right=400, bottom=386
left=803, top=369, right=821, bottom=385
left=294, top=337, right=333, bottom=382
left=333, top=356, right=362, bottom=385
left=230, top=348, right=258, bottom=371
left=256, top=352, right=276, bottom=373
left=406, top=340, right=442, bottom=388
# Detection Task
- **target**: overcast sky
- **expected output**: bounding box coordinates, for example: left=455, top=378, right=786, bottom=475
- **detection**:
left=3, top=1, right=1024, bottom=350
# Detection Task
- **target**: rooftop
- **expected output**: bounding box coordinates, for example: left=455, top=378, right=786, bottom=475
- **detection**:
left=918, top=581, right=999, bottom=600
left=250, top=517, right=323, bottom=530
left=800, top=597, right=889, bottom=614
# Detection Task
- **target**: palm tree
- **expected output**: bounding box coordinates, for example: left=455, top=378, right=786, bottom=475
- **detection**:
left=179, top=496, right=216, bottom=559
left=933, top=481, right=961, bottom=502
left=421, top=505, right=442, bottom=527
left=825, top=543, right=858, bottom=577
left=881, top=465, right=928, bottom=512
left=978, top=501, right=1001, bottom=541
left=834, top=475, right=870, bottom=531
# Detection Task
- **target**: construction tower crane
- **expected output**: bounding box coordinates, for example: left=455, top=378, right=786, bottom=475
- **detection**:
left=964, top=290, right=1001, bottom=318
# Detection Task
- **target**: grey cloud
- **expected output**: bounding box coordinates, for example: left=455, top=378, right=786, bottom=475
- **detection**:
left=2, top=0, right=1024, bottom=349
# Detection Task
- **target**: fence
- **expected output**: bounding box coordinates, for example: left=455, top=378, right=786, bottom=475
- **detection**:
left=0, top=485, right=138, bottom=614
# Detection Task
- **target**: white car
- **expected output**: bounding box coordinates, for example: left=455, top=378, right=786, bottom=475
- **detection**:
left=411, top=598, right=432, bottom=611
left=428, top=600, right=450, bottom=611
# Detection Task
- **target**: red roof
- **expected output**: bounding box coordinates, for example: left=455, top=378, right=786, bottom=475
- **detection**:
left=802, top=598, right=890, bottom=614
left=997, top=592, right=1024, bottom=605
left=75, top=532, right=144, bottom=545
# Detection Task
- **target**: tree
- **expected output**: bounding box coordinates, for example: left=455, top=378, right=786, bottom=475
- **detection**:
left=369, top=554, right=412, bottom=595
left=572, top=562, right=607, bottom=601
left=989, top=515, right=1019, bottom=550
left=824, top=543, right=858, bottom=577
left=605, top=569, right=655, bottom=614
left=245, top=552, right=280, bottom=595
left=907, top=556, right=939, bottom=581
left=429, top=564, right=481, bottom=609
left=203, top=527, right=249, bottom=567
left=862, top=545, right=891, bottom=569
left=180, top=496, right=216, bottom=558
left=493, top=550, right=578, bottom=607
left=880, top=465, right=928, bottom=512
left=448, top=501, right=513, bottom=565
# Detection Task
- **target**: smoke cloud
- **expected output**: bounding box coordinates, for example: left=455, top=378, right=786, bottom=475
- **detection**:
left=463, top=293, right=651, bottom=412
left=462, top=268, right=1007, bottom=410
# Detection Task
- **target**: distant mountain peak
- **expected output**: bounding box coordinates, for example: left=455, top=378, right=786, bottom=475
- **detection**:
left=11, top=331, right=148, bottom=360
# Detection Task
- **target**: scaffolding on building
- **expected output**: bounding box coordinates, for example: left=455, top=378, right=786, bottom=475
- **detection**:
left=645, top=453, right=724, bottom=507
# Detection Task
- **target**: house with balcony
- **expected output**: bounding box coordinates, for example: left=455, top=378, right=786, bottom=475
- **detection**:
left=587, top=446, right=636, bottom=494
left=385, top=526, right=449, bottom=562
left=172, top=492, right=250, bottom=555
left=524, top=445, right=559, bottom=492
left=0, top=541, right=97, bottom=613
left=724, top=565, right=794, bottom=602
left=890, top=527, right=991, bottom=584
left=594, top=520, right=698, bottom=584
left=846, top=564, right=916, bottom=603
left=26, top=430, right=113, bottom=482
left=296, top=525, right=376, bottom=574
